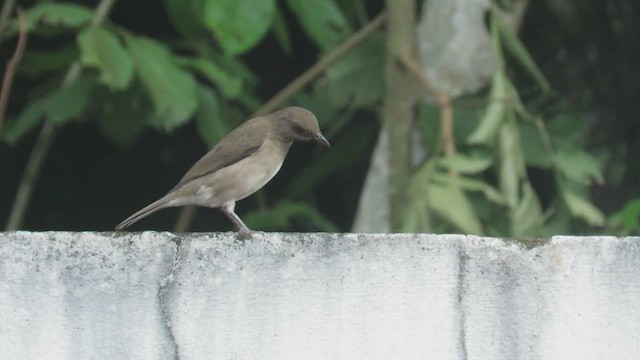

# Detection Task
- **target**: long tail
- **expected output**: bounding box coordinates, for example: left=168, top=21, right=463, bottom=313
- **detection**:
left=115, top=197, right=171, bottom=230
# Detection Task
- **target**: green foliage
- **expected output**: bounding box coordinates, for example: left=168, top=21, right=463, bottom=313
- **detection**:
left=285, top=0, right=352, bottom=50
left=403, top=8, right=606, bottom=237
left=203, top=0, right=276, bottom=55
left=0, top=0, right=618, bottom=235
left=610, top=200, right=640, bottom=235
left=244, top=201, right=339, bottom=232
left=77, top=27, right=134, bottom=90
left=22, top=2, right=93, bottom=30
left=124, top=35, right=198, bottom=130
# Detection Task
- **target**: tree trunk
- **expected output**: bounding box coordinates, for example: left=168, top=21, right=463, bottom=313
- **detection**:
left=382, top=0, right=418, bottom=230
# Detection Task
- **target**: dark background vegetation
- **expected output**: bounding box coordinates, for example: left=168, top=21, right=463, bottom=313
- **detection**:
left=1, top=0, right=638, bottom=235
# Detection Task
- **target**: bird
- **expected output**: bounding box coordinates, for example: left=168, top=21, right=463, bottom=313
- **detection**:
left=115, top=106, right=330, bottom=234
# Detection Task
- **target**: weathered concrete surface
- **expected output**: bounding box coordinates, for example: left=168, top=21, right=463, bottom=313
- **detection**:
left=1, top=232, right=639, bottom=360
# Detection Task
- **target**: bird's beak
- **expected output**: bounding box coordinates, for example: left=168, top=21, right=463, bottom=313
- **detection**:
left=314, top=133, right=330, bottom=148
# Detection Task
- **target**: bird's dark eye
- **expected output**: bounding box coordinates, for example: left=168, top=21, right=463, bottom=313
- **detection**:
left=290, top=122, right=309, bottom=137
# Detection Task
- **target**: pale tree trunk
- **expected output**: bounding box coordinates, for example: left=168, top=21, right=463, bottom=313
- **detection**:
left=352, top=0, right=529, bottom=233
left=352, top=0, right=418, bottom=232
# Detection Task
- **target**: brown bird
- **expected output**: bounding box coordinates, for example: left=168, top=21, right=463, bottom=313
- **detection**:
left=115, top=106, right=329, bottom=233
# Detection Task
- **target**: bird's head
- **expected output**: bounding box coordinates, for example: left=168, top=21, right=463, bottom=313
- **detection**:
left=272, top=106, right=330, bottom=147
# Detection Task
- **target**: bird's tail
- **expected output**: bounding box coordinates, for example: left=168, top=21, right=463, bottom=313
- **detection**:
left=115, top=197, right=170, bottom=230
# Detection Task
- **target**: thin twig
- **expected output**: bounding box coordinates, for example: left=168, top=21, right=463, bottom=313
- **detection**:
left=173, top=11, right=388, bottom=232
left=0, top=0, right=17, bottom=42
left=0, top=7, right=27, bottom=133
left=399, top=52, right=455, bottom=160
left=5, top=0, right=117, bottom=230
left=256, top=11, right=387, bottom=116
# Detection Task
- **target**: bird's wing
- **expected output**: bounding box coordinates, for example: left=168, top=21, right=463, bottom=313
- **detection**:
left=168, top=117, right=269, bottom=193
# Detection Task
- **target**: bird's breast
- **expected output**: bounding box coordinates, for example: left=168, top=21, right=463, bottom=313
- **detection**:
left=176, top=138, right=292, bottom=208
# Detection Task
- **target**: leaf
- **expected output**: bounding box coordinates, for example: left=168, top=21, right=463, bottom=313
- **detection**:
left=438, top=154, right=492, bottom=174
left=125, top=35, right=198, bottom=131
left=512, top=182, right=544, bottom=236
left=42, top=76, right=96, bottom=125
left=203, top=0, right=276, bottom=55
left=498, top=119, right=526, bottom=208
left=564, top=191, right=605, bottom=226
left=77, top=27, right=134, bottom=90
left=178, top=57, right=243, bottom=98
left=555, top=150, right=604, bottom=186
left=520, top=121, right=552, bottom=168
left=428, top=181, right=483, bottom=235
left=195, top=86, right=230, bottom=147
left=23, top=3, right=93, bottom=30
left=431, top=173, right=506, bottom=205
left=322, top=32, right=385, bottom=108
left=285, top=0, right=352, bottom=50
left=94, top=83, right=152, bottom=147
left=467, top=70, right=510, bottom=144
left=1, top=99, right=47, bottom=146
left=162, top=0, right=207, bottom=38
left=402, top=160, right=435, bottom=232
left=272, top=8, right=292, bottom=55
left=494, top=12, right=551, bottom=93
left=609, top=199, right=640, bottom=233
left=19, top=46, right=78, bottom=78
left=243, top=201, right=339, bottom=232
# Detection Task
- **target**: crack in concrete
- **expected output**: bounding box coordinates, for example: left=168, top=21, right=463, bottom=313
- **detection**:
left=457, top=239, right=469, bottom=360
left=157, top=233, right=183, bottom=360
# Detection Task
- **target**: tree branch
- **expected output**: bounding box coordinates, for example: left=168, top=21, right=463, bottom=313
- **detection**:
left=383, top=0, right=418, bottom=230
left=398, top=52, right=455, bottom=160
left=0, top=7, right=26, bottom=133
left=256, top=11, right=387, bottom=116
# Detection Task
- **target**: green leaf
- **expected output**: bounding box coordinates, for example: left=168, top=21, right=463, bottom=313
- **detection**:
left=512, top=182, right=544, bottom=236
left=564, top=191, right=605, bottom=226
left=555, top=150, right=604, bottom=186
left=195, top=86, right=230, bottom=147
left=94, top=83, right=152, bottom=147
left=162, top=0, right=207, bottom=38
left=468, top=70, right=510, bottom=144
left=609, top=199, right=640, bottom=233
left=1, top=99, right=47, bottom=146
left=428, top=181, right=483, bottom=235
left=23, top=2, right=93, bottom=30
left=498, top=119, right=526, bottom=208
left=402, top=159, right=435, bottom=233
left=244, top=201, right=339, bottom=232
left=272, top=8, right=292, bottom=55
left=322, top=32, right=384, bottom=108
left=203, top=0, right=276, bottom=55
left=494, top=12, right=551, bottom=93
left=438, top=154, right=492, bottom=174
left=19, top=46, right=78, bottom=78
left=520, top=121, right=552, bottom=168
left=431, top=173, right=506, bottom=205
left=77, top=27, right=134, bottom=90
left=43, top=76, right=96, bottom=125
left=285, top=0, right=352, bottom=50
left=125, top=35, right=198, bottom=131
left=178, top=57, right=243, bottom=98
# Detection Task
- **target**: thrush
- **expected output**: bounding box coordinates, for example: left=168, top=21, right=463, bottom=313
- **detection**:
left=115, top=106, right=330, bottom=233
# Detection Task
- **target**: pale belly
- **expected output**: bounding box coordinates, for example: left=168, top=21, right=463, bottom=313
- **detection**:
left=168, top=139, right=290, bottom=208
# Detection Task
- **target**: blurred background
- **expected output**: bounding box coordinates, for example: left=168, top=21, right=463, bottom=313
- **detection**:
left=0, top=0, right=638, bottom=236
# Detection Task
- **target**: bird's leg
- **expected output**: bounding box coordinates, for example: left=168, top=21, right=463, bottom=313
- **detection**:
left=221, top=202, right=251, bottom=235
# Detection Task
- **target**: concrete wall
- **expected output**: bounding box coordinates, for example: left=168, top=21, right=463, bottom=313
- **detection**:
left=1, top=232, right=639, bottom=359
